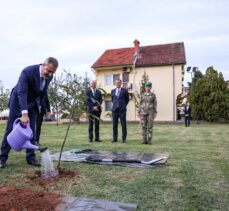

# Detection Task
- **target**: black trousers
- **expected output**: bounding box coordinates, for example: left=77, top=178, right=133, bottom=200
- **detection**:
left=112, top=109, right=127, bottom=141
left=0, top=108, right=37, bottom=162
left=185, top=116, right=191, bottom=127
left=35, top=108, right=45, bottom=144
left=88, top=111, right=101, bottom=141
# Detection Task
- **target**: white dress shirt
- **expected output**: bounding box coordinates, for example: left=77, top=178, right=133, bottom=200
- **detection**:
left=116, top=88, right=121, bottom=96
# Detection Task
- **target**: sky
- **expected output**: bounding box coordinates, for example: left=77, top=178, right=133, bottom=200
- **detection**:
left=0, top=0, right=228, bottom=89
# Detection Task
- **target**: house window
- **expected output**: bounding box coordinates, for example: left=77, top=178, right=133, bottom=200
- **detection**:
left=113, top=74, right=120, bottom=84
left=105, top=75, right=113, bottom=85
left=105, top=101, right=112, bottom=111
left=123, top=72, right=129, bottom=83
left=105, top=74, right=120, bottom=85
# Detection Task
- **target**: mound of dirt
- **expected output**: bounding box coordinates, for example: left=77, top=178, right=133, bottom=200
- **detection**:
left=0, top=186, right=62, bottom=211
left=0, top=169, right=80, bottom=210
left=26, top=169, right=79, bottom=187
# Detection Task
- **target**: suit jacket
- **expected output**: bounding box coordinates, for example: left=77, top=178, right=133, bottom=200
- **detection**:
left=9, top=64, right=52, bottom=114
left=184, top=106, right=191, bottom=117
left=86, top=88, right=103, bottom=113
left=111, top=88, right=129, bottom=112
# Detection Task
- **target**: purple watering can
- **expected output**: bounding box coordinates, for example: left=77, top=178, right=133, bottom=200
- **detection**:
left=7, top=118, right=47, bottom=152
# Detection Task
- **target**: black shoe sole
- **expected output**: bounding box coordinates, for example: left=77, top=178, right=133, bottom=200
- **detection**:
left=0, top=164, right=6, bottom=168
left=27, top=161, right=41, bottom=167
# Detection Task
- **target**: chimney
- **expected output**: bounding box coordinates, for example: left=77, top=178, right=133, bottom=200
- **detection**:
left=134, top=39, right=140, bottom=55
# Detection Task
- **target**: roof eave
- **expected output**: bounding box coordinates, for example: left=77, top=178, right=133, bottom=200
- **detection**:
left=136, top=61, right=186, bottom=68
left=92, top=63, right=133, bottom=70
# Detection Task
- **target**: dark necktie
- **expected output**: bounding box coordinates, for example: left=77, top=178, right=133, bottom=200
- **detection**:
left=40, top=77, right=44, bottom=91
left=93, top=89, right=96, bottom=97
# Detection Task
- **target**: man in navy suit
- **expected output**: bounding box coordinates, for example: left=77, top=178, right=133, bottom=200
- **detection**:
left=184, top=102, right=191, bottom=127
left=0, top=57, right=58, bottom=168
left=111, top=79, right=129, bottom=143
left=86, top=80, right=103, bottom=142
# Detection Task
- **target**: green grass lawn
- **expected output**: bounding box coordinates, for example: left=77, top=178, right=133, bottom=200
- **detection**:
left=0, top=123, right=228, bottom=210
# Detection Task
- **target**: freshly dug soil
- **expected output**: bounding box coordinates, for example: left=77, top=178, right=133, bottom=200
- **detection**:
left=0, top=169, right=79, bottom=210
left=0, top=186, right=62, bottom=211
left=26, top=169, right=79, bottom=187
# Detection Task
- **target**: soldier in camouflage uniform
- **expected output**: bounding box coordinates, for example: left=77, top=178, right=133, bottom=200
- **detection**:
left=138, top=82, right=157, bottom=144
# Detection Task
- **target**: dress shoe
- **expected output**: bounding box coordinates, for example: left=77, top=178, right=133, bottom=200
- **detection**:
left=141, top=141, right=147, bottom=144
left=112, top=140, right=117, bottom=143
left=122, top=140, right=126, bottom=143
left=27, top=160, right=41, bottom=167
left=89, top=139, right=93, bottom=143
left=0, top=160, right=6, bottom=168
left=95, top=139, right=102, bottom=142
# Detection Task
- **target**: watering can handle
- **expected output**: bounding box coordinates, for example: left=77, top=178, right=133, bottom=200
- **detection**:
left=13, top=118, right=28, bottom=129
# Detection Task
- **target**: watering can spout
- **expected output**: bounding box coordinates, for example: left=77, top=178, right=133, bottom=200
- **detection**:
left=39, top=146, right=48, bottom=153
left=22, top=141, right=39, bottom=150
left=22, top=142, right=48, bottom=152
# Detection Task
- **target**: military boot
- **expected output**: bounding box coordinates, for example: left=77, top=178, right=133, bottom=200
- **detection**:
left=147, top=139, right=152, bottom=144
left=141, top=138, right=147, bottom=144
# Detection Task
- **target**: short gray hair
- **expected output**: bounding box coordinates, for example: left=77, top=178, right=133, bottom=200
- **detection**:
left=44, top=57, right=58, bottom=68
left=90, top=80, right=97, bottom=85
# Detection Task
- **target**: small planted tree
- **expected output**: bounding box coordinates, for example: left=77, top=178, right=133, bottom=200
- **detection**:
left=133, top=71, right=149, bottom=110
left=61, top=70, right=87, bottom=123
left=48, top=74, right=64, bottom=125
left=57, top=70, right=88, bottom=169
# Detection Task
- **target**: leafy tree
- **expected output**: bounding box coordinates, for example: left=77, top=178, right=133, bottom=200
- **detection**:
left=56, top=70, right=90, bottom=169
left=176, top=93, right=184, bottom=120
left=189, top=66, right=229, bottom=121
left=134, top=71, right=149, bottom=110
left=0, top=81, right=10, bottom=112
left=48, top=74, right=64, bottom=125
left=188, top=69, right=203, bottom=88
left=61, top=70, right=87, bottom=123
left=176, top=93, right=183, bottom=106
left=193, top=70, right=203, bottom=81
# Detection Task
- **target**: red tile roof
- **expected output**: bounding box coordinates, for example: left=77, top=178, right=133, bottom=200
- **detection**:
left=92, top=42, right=186, bottom=68
left=92, top=47, right=135, bottom=68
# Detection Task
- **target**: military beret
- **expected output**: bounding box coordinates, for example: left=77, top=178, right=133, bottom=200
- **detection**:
left=144, top=82, right=152, bottom=87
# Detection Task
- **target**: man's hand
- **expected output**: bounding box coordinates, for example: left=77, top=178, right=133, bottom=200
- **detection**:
left=153, top=113, right=157, bottom=120
left=47, top=112, right=51, bottom=118
left=20, top=113, right=29, bottom=124
left=93, top=106, right=98, bottom=111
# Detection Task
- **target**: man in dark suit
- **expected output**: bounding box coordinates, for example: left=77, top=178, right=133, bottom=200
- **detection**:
left=184, top=102, right=191, bottom=127
left=111, top=79, right=129, bottom=143
left=0, top=57, right=58, bottom=168
left=86, top=80, right=103, bottom=142
left=35, top=92, right=51, bottom=145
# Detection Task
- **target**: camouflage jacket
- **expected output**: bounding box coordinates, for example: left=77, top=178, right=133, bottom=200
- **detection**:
left=139, top=92, right=157, bottom=115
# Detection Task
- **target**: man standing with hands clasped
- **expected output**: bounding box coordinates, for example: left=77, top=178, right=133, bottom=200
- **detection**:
left=86, top=80, right=103, bottom=142
left=0, top=57, right=58, bottom=168
left=111, top=79, right=129, bottom=143
left=184, top=102, right=191, bottom=127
